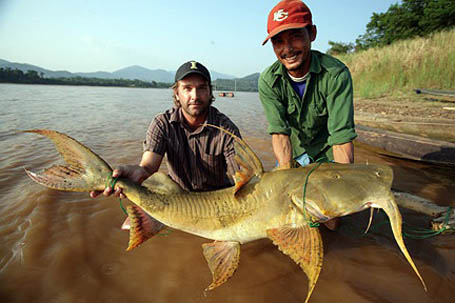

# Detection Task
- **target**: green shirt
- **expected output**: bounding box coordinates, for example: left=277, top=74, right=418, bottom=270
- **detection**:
left=259, top=50, right=357, bottom=161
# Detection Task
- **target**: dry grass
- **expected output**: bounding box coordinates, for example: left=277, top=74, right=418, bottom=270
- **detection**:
left=336, top=28, right=455, bottom=99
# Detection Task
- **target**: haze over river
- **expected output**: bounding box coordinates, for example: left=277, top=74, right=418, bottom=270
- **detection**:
left=1, top=83, right=454, bottom=302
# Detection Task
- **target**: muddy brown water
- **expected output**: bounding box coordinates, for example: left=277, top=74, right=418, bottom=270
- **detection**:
left=1, top=84, right=454, bottom=302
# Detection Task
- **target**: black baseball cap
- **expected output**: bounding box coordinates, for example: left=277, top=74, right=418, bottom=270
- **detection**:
left=174, top=60, right=211, bottom=83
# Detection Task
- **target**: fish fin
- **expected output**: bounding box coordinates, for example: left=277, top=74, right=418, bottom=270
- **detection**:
left=23, top=129, right=112, bottom=192
left=25, top=165, right=91, bottom=191
left=146, top=172, right=184, bottom=195
left=267, top=224, right=323, bottom=303
left=125, top=205, right=164, bottom=251
left=202, top=241, right=240, bottom=291
left=201, top=124, right=264, bottom=194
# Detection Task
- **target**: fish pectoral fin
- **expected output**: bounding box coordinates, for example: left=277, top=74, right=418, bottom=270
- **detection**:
left=125, top=205, right=164, bottom=251
left=267, top=224, right=323, bottom=303
left=202, top=241, right=240, bottom=291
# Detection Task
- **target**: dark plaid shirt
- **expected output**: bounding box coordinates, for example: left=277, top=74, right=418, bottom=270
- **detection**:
left=143, top=106, right=241, bottom=192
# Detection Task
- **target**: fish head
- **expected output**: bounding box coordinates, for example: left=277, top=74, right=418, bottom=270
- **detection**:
left=287, top=163, right=394, bottom=221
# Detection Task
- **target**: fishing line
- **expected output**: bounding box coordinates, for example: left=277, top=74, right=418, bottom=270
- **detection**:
left=106, top=175, right=128, bottom=215
left=301, top=156, right=330, bottom=228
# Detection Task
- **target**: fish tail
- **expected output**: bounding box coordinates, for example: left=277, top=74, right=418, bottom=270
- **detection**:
left=23, top=129, right=113, bottom=192
left=380, top=191, right=428, bottom=292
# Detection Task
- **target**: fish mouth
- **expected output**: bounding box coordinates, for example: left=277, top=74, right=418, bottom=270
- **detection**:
left=304, top=201, right=376, bottom=223
left=304, top=203, right=331, bottom=222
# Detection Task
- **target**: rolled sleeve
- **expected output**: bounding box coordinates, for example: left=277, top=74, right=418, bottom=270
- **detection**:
left=259, top=74, right=291, bottom=135
left=142, top=117, right=167, bottom=155
left=326, top=68, right=357, bottom=146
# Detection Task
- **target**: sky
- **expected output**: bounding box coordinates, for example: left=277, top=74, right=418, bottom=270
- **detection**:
left=0, top=0, right=399, bottom=78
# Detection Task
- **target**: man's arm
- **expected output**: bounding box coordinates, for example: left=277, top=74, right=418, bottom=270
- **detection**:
left=139, top=151, right=163, bottom=178
left=272, top=133, right=293, bottom=169
left=332, top=141, right=354, bottom=164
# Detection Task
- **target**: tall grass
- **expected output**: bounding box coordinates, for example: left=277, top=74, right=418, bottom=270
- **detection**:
left=336, top=28, right=455, bottom=99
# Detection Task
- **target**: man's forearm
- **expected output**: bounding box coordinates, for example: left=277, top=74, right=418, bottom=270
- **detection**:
left=272, top=134, right=293, bottom=168
left=139, top=151, right=163, bottom=181
left=332, top=142, right=354, bottom=164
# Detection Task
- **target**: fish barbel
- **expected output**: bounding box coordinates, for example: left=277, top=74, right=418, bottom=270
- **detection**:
left=23, top=128, right=427, bottom=302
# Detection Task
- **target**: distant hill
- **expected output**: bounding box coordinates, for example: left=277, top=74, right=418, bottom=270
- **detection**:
left=215, top=73, right=259, bottom=92
left=0, top=59, right=236, bottom=83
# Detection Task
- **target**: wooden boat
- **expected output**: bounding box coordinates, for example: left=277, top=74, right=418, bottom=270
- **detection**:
left=355, top=124, right=455, bottom=164
left=355, top=116, right=455, bottom=165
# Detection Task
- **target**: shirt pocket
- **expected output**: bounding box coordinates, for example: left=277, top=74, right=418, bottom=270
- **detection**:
left=286, top=101, right=299, bottom=127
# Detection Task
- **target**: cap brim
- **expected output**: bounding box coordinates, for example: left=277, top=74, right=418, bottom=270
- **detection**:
left=262, top=23, right=310, bottom=45
left=175, top=70, right=211, bottom=82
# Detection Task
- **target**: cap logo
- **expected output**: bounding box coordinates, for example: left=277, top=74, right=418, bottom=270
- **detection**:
left=190, top=61, right=198, bottom=70
left=273, top=9, right=288, bottom=22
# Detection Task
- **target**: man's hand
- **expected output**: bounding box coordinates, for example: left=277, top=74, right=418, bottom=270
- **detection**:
left=333, top=142, right=354, bottom=164
left=90, top=151, right=163, bottom=199
left=89, top=165, right=151, bottom=199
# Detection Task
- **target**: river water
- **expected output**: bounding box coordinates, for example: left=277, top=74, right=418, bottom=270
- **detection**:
left=1, top=83, right=454, bottom=302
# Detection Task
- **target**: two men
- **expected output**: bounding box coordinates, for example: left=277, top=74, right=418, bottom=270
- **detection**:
left=259, top=0, right=357, bottom=169
left=91, top=60, right=240, bottom=199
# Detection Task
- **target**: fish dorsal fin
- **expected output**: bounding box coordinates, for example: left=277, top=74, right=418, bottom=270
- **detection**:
left=124, top=205, right=165, bottom=251
left=202, top=124, right=264, bottom=194
left=267, top=224, right=323, bottom=303
left=202, top=241, right=241, bottom=291
left=146, top=172, right=184, bottom=195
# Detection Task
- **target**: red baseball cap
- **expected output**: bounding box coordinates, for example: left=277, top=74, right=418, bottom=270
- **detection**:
left=262, top=0, right=312, bottom=45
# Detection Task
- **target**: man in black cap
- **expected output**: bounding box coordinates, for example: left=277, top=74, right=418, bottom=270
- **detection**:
left=91, top=60, right=241, bottom=200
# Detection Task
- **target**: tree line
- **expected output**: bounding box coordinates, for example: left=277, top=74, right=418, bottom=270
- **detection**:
left=328, top=0, right=455, bottom=55
left=0, top=67, right=171, bottom=88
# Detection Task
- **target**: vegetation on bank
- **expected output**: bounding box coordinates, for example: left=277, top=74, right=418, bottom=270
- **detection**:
left=328, top=0, right=455, bottom=54
left=0, top=68, right=170, bottom=88
left=336, top=28, right=455, bottom=99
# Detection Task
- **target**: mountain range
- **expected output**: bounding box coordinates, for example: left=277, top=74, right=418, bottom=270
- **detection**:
left=0, top=58, right=237, bottom=83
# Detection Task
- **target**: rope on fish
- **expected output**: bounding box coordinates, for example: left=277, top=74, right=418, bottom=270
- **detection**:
left=106, top=175, right=128, bottom=215
left=402, top=206, right=452, bottom=239
left=106, top=174, right=173, bottom=237
left=365, top=207, right=453, bottom=239
left=301, top=157, right=330, bottom=228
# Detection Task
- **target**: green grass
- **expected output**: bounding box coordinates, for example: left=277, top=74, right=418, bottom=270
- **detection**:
left=336, top=28, right=455, bottom=99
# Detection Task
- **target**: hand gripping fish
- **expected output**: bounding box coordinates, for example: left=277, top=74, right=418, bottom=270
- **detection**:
left=23, top=128, right=427, bottom=303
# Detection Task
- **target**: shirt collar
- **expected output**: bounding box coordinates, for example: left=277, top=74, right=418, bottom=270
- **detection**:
left=169, top=106, right=217, bottom=134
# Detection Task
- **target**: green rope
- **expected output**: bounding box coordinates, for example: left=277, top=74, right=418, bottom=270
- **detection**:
left=366, top=207, right=452, bottom=240
left=106, top=175, right=128, bottom=215
left=402, top=206, right=452, bottom=239
left=300, top=156, right=330, bottom=228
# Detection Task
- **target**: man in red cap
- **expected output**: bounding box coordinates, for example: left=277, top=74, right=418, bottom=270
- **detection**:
left=259, top=0, right=357, bottom=229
